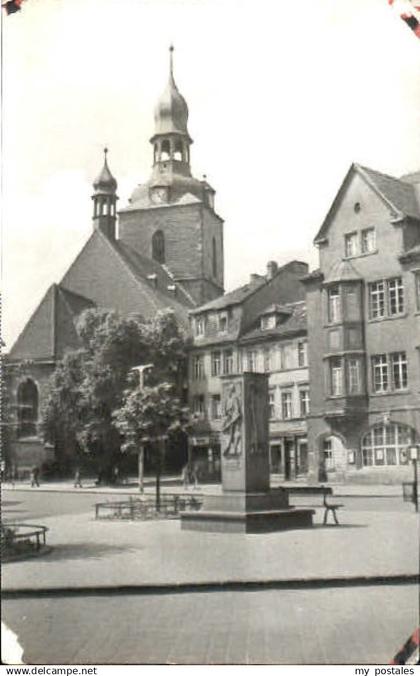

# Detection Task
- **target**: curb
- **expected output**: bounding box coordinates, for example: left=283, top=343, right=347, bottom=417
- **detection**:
left=2, top=573, right=418, bottom=598
left=1, top=486, right=404, bottom=499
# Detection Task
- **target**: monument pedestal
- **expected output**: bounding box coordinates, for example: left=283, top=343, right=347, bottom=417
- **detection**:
left=181, top=488, right=314, bottom=533
left=181, top=374, right=314, bottom=534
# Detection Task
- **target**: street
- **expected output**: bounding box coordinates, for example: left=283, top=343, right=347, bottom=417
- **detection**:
left=3, top=584, right=417, bottom=664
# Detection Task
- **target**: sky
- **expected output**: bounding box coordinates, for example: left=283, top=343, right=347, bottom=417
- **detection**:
left=2, top=0, right=420, bottom=348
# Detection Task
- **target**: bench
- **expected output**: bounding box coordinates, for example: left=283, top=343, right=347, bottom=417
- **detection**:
left=283, top=485, right=343, bottom=525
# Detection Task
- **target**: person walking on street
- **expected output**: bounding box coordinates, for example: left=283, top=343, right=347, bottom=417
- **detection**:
left=74, top=468, right=82, bottom=488
left=30, top=466, right=40, bottom=488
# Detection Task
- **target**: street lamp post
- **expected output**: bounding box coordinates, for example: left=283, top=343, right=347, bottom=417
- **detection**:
left=408, top=444, right=419, bottom=513
left=129, top=364, right=154, bottom=494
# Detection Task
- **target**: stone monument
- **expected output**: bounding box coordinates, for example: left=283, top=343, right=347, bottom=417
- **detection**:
left=181, top=372, right=314, bottom=533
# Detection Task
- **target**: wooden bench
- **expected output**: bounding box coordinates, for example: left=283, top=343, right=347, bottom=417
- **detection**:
left=283, top=485, right=343, bottom=525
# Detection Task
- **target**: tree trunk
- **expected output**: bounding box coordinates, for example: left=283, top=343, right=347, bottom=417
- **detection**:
left=155, top=453, right=161, bottom=512
left=138, top=445, right=144, bottom=494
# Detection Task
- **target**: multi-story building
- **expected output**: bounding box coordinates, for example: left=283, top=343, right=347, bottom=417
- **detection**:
left=5, top=49, right=225, bottom=475
left=188, top=260, right=311, bottom=480
left=304, top=163, right=420, bottom=483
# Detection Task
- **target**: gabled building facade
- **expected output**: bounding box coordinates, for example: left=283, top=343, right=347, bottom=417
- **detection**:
left=5, top=50, right=225, bottom=475
left=304, top=164, right=420, bottom=483
left=187, top=260, right=311, bottom=480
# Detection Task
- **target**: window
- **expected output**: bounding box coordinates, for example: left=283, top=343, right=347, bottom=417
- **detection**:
left=369, top=277, right=404, bottom=319
left=281, top=391, right=293, bottom=419
left=328, top=286, right=341, bottom=323
left=347, top=358, right=361, bottom=394
left=345, top=232, right=358, bottom=257
left=361, top=228, right=376, bottom=254
left=362, top=423, right=414, bottom=467
left=17, top=379, right=39, bottom=438
left=223, top=349, right=234, bottom=374
left=279, top=343, right=293, bottom=370
left=323, top=439, right=334, bottom=470
left=387, top=278, right=404, bottom=316
left=152, top=230, right=165, bottom=263
left=212, top=238, right=217, bottom=278
left=330, top=358, right=343, bottom=396
left=391, top=352, right=407, bottom=390
left=218, top=313, right=228, bottom=333
left=369, top=281, right=385, bottom=319
left=371, top=352, right=409, bottom=393
left=211, top=351, right=221, bottom=377
left=261, top=315, right=276, bottom=330
left=195, top=316, right=205, bottom=337
left=371, top=354, right=389, bottom=393
left=297, top=341, right=308, bottom=367
left=193, top=355, right=205, bottom=380
left=263, top=348, right=273, bottom=372
left=269, top=389, right=276, bottom=419
left=192, top=394, right=205, bottom=416
left=247, top=351, right=257, bottom=372
left=299, top=389, right=310, bottom=416
left=210, top=394, right=221, bottom=419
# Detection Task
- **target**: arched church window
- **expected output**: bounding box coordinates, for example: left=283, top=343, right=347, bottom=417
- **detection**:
left=152, top=230, right=165, bottom=264
left=161, top=140, right=170, bottom=161
left=361, top=423, right=414, bottom=467
left=174, top=140, right=183, bottom=161
left=212, top=237, right=217, bottom=277
left=17, top=378, right=39, bottom=438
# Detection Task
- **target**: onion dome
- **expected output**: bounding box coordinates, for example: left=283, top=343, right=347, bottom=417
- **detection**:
left=152, top=46, right=190, bottom=138
left=93, top=148, right=118, bottom=195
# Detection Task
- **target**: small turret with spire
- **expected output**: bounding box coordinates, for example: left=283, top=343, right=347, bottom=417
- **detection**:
left=92, top=148, right=118, bottom=239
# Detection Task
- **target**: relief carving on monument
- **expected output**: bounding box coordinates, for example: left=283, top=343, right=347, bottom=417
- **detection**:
left=221, top=382, right=242, bottom=461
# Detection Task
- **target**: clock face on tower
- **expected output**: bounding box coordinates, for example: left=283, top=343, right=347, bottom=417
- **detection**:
left=151, top=187, right=168, bottom=204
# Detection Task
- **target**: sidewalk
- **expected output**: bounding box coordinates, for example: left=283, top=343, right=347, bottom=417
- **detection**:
left=1, top=476, right=407, bottom=497
left=2, top=501, right=418, bottom=593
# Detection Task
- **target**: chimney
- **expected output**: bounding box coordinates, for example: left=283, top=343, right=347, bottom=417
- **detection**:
left=250, top=273, right=262, bottom=284
left=266, top=261, right=278, bottom=280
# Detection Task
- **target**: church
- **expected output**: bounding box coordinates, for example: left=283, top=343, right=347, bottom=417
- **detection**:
left=5, top=48, right=225, bottom=475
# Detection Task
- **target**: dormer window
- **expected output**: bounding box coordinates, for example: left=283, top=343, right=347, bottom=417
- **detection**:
left=261, top=315, right=276, bottom=330
left=218, top=312, right=228, bottom=333
left=195, top=316, right=205, bottom=337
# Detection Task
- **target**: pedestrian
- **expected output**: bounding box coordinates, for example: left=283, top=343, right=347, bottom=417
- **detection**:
left=30, top=465, right=40, bottom=488
left=191, top=462, right=199, bottom=490
left=73, top=468, right=82, bottom=488
left=181, top=464, right=190, bottom=490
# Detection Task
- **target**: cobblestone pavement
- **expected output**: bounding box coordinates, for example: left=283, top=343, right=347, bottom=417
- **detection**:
left=2, top=584, right=417, bottom=664
left=2, top=499, right=417, bottom=591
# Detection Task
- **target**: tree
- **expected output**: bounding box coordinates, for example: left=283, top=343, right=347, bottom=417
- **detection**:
left=113, top=382, right=192, bottom=509
left=41, top=308, right=189, bottom=482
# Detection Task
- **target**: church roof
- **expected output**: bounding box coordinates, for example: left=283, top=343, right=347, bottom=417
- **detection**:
left=8, top=285, right=95, bottom=361
left=60, top=230, right=193, bottom=327
left=314, top=163, right=420, bottom=244
left=112, top=240, right=196, bottom=308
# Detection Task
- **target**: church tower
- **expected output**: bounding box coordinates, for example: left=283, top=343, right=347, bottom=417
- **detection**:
left=92, top=148, right=118, bottom=240
left=118, top=47, right=224, bottom=305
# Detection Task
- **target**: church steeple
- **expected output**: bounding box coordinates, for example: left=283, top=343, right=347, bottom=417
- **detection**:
left=150, top=46, right=192, bottom=183
left=92, top=148, right=118, bottom=240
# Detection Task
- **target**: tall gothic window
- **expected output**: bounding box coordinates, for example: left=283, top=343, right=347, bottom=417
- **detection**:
left=212, top=238, right=217, bottom=277
left=152, top=230, right=165, bottom=264
left=17, top=378, right=39, bottom=438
